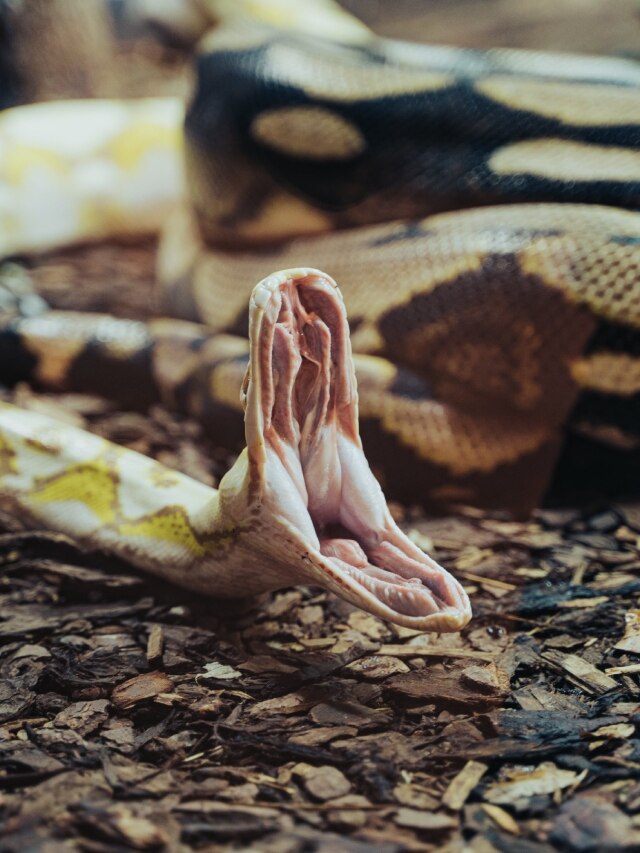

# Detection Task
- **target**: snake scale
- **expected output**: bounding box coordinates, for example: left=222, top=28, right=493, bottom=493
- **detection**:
left=0, top=0, right=638, bottom=630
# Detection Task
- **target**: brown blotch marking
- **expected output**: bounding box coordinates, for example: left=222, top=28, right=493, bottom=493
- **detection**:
left=119, top=504, right=249, bottom=557
left=0, top=434, right=17, bottom=478
left=376, top=254, right=596, bottom=414
left=25, top=437, right=60, bottom=455
left=246, top=449, right=263, bottom=505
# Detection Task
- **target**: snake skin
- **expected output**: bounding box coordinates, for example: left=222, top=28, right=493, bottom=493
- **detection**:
left=0, top=15, right=639, bottom=517
left=171, top=22, right=640, bottom=511
left=0, top=4, right=638, bottom=629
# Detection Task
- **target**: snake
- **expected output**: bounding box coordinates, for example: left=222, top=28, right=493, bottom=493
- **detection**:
left=0, top=0, right=638, bottom=631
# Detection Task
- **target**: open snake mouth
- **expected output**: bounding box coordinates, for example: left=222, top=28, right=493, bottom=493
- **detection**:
left=245, top=269, right=471, bottom=631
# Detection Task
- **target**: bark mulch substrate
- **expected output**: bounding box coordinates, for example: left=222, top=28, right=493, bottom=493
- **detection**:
left=1, top=388, right=640, bottom=852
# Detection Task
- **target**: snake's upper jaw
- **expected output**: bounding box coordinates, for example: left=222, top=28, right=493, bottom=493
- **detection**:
left=235, top=269, right=471, bottom=632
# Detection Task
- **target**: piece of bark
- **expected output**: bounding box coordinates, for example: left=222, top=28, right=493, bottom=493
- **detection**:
left=541, top=651, right=618, bottom=694
left=111, top=672, right=173, bottom=711
left=296, top=765, right=352, bottom=801
left=442, top=761, right=489, bottom=810
left=146, top=625, right=164, bottom=668
left=386, top=663, right=508, bottom=707
left=484, top=762, right=581, bottom=806
left=394, top=808, right=457, bottom=831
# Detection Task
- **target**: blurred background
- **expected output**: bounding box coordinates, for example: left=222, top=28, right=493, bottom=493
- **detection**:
left=343, top=0, right=640, bottom=52
left=2, top=0, right=640, bottom=109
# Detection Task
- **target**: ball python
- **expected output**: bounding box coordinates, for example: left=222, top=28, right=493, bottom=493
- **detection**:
left=0, top=0, right=639, bottom=631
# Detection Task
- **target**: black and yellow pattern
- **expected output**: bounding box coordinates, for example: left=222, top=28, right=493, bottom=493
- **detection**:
left=186, top=25, right=640, bottom=245
left=0, top=18, right=639, bottom=514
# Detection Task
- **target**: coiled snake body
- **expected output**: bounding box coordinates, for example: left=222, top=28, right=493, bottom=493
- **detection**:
left=0, top=4, right=638, bottom=630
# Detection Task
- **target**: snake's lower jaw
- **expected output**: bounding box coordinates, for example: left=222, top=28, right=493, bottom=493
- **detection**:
left=235, top=269, right=471, bottom=631
left=310, top=538, right=472, bottom=632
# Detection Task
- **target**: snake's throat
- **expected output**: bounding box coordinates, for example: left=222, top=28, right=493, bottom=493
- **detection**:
left=241, top=270, right=471, bottom=631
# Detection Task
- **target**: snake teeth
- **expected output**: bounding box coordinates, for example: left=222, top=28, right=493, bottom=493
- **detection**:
left=242, top=269, right=471, bottom=631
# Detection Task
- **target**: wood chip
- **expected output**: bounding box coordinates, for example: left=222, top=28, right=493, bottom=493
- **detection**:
left=146, top=624, right=164, bottom=668
left=541, top=651, right=618, bottom=694
left=343, top=655, right=409, bottom=679
left=308, top=700, right=389, bottom=728
left=110, top=807, right=169, bottom=849
left=289, top=726, right=357, bottom=747
left=297, top=765, right=351, bottom=801
left=53, top=699, right=109, bottom=735
left=199, top=661, right=243, bottom=680
left=442, top=761, right=488, bottom=810
left=590, top=723, right=635, bottom=739
left=614, top=609, right=640, bottom=654
left=551, top=795, right=640, bottom=851
left=394, top=783, right=439, bottom=811
left=250, top=687, right=326, bottom=717
left=111, top=672, right=173, bottom=710
left=378, top=644, right=496, bottom=661
left=605, top=663, right=640, bottom=676
left=460, top=663, right=510, bottom=695
left=238, top=655, right=297, bottom=674
left=387, top=663, right=508, bottom=706
left=557, top=596, right=609, bottom=609
left=482, top=803, right=520, bottom=835
left=484, top=762, right=580, bottom=806
left=458, top=571, right=517, bottom=591
left=394, top=808, right=457, bottom=831
left=346, top=611, right=390, bottom=639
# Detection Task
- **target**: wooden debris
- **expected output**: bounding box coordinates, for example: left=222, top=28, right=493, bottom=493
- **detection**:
left=343, top=655, right=409, bottom=679
left=483, top=763, right=582, bottom=806
left=53, top=699, right=109, bottom=735
left=377, top=644, right=496, bottom=661
left=482, top=803, right=520, bottom=835
left=145, top=624, right=164, bottom=668
left=442, top=761, right=489, bottom=810
left=605, top=662, right=640, bottom=676
left=199, top=661, right=243, bottom=680
left=76, top=805, right=170, bottom=850
left=386, top=661, right=509, bottom=707
left=394, top=808, right=458, bottom=831
left=541, top=651, right=618, bottom=694
left=614, top=609, right=640, bottom=654
left=590, top=722, right=635, bottom=739
left=295, top=764, right=352, bottom=801
left=461, top=663, right=510, bottom=695
left=394, top=783, right=439, bottom=811
left=111, top=671, right=173, bottom=710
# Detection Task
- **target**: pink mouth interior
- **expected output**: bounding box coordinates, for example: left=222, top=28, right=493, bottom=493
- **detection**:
left=256, top=276, right=469, bottom=624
